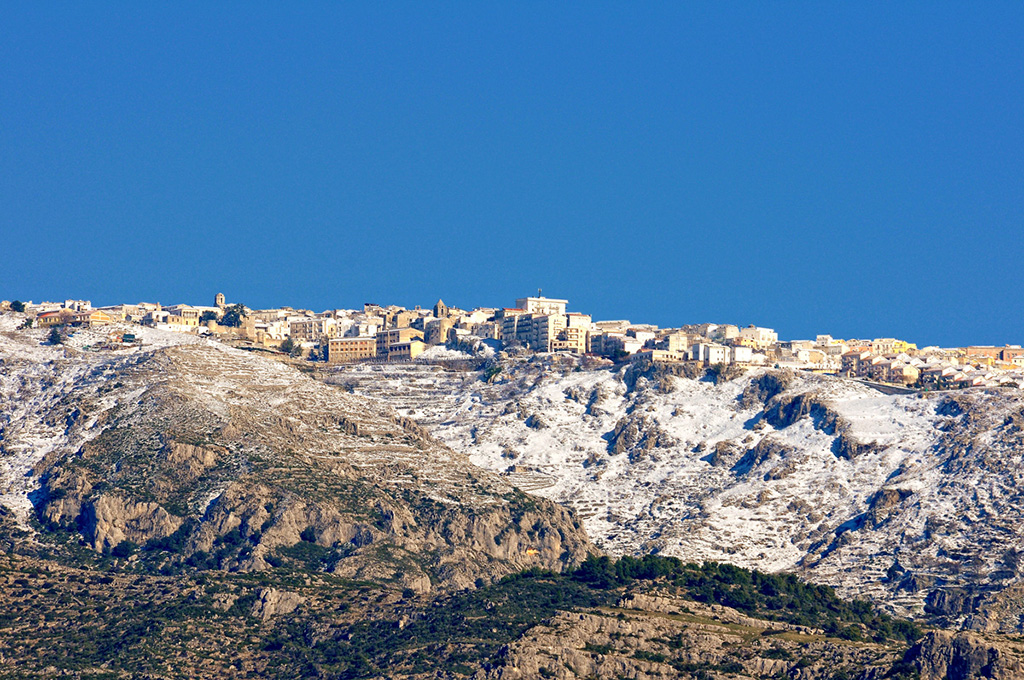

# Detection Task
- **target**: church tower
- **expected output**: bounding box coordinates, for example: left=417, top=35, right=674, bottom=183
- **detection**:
left=433, top=299, right=448, bottom=318
left=215, top=293, right=226, bottom=308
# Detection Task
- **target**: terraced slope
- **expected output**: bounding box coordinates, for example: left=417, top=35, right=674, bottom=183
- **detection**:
left=331, top=353, right=1024, bottom=630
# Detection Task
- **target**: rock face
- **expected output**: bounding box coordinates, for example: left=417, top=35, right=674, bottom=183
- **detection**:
left=904, top=631, right=1024, bottom=680
left=0, top=326, right=591, bottom=590
left=79, top=494, right=183, bottom=551
left=330, top=355, right=1024, bottom=628
left=479, top=591, right=907, bottom=680
left=250, top=587, right=304, bottom=620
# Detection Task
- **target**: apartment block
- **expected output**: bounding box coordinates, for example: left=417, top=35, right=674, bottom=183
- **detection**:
left=290, top=317, right=339, bottom=342
left=497, top=308, right=528, bottom=344
left=515, top=296, right=568, bottom=316
left=376, top=328, right=424, bottom=358
left=327, top=336, right=377, bottom=364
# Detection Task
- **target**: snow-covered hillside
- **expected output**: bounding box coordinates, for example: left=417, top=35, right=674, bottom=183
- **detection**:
left=0, top=317, right=591, bottom=589
left=6, top=313, right=1024, bottom=628
left=0, top=318, right=206, bottom=519
left=331, top=355, right=1024, bottom=627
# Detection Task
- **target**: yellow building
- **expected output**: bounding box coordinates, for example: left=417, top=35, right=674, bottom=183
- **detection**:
left=72, top=310, right=115, bottom=327
left=327, top=337, right=378, bottom=363
left=37, top=311, right=72, bottom=328
left=376, top=328, right=424, bottom=359
left=551, top=324, right=590, bottom=353
left=389, top=339, right=427, bottom=361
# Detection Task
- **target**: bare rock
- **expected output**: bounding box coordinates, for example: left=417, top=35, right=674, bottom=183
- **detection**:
left=81, top=494, right=183, bottom=551
left=250, top=587, right=304, bottom=620
left=904, top=630, right=1024, bottom=680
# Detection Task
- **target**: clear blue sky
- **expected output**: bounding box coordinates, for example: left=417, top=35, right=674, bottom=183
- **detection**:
left=2, top=4, right=1022, bottom=346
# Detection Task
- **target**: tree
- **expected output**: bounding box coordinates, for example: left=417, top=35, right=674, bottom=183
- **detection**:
left=279, top=337, right=302, bottom=357
left=199, top=310, right=219, bottom=324
left=307, top=343, right=327, bottom=362
left=48, top=327, right=63, bottom=345
left=219, top=304, right=247, bottom=327
left=10, top=300, right=25, bottom=313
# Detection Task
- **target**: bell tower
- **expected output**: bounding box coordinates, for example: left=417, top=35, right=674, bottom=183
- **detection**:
left=433, top=299, right=448, bottom=318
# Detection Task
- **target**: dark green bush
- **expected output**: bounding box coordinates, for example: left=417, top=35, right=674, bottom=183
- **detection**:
left=111, top=541, right=137, bottom=558
left=570, top=555, right=921, bottom=644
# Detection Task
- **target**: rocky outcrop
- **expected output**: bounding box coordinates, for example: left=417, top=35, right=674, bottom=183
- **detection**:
left=865, top=488, right=914, bottom=528
left=606, top=413, right=676, bottom=462
left=738, top=371, right=794, bottom=409
left=764, top=391, right=847, bottom=434
left=250, top=587, right=304, bottom=620
left=732, top=436, right=797, bottom=477
left=904, top=631, right=1024, bottom=680
left=622, top=359, right=705, bottom=394
left=79, top=494, right=183, bottom=551
left=926, top=588, right=977, bottom=618
left=479, top=591, right=906, bottom=680
left=832, top=429, right=884, bottom=460
left=160, top=441, right=223, bottom=481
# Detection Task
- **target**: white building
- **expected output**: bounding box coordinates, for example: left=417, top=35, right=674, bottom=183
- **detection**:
left=731, top=346, right=753, bottom=364
left=691, top=343, right=730, bottom=365
left=515, top=296, right=568, bottom=316
left=739, top=325, right=778, bottom=349
left=627, top=329, right=656, bottom=345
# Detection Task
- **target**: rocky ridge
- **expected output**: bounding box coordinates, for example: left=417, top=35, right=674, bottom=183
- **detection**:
left=483, top=591, right=1024, bottom=680
left=3, top=316, right=1024, bottom=678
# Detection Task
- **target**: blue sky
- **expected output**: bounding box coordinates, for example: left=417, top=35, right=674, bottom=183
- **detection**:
left=2, top=4, right=1022, bottom=346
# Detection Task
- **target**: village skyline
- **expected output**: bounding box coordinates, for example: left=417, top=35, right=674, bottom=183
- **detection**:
left=5, top=291, right=1023, bottom=393
left=3, top=287, right=1022, bottom=353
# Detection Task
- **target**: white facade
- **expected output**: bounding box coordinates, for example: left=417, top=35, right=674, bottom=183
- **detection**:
left=739, top=325, right=778, bottom=349
left=515, top=296, right=568, bottom=316
left=731, top=346, right=753, bottom=364
left=692, top=343, right=730, bottom=365
left=627, top=330, right=656, bottom=344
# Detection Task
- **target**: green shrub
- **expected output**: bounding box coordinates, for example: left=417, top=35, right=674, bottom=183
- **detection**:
left=111, top=541, right=137, bottom=558
left=570, top=555, right=921, bottom=644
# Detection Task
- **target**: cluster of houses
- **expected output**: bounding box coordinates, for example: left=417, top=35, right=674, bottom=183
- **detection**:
left=841, top=344, right=1024, bottom=389
left=24, top=298, right=222, bottom=334
left=4, top=294, right=1023, bottom=390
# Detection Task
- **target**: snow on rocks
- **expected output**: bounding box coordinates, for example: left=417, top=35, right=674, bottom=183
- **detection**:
left=333, top=357, right=1024, bottom=618
left=415, top=345, right=475, bottom=362
left=0, top=322, right=220, bottom=523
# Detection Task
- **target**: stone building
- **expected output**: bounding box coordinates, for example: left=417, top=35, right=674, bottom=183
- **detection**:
left=433, top=299, right=449, bottom=319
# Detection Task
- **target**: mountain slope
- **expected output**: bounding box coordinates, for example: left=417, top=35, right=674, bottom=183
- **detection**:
left=332, top=354, right=1024, bottom=628
left=0, top=321, right=589, bottom=591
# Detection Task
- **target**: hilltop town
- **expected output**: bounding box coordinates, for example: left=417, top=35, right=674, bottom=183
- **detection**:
left=6, top=293, right=1024, bottom=678
left=2, top=292, right=1023, bottom=391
